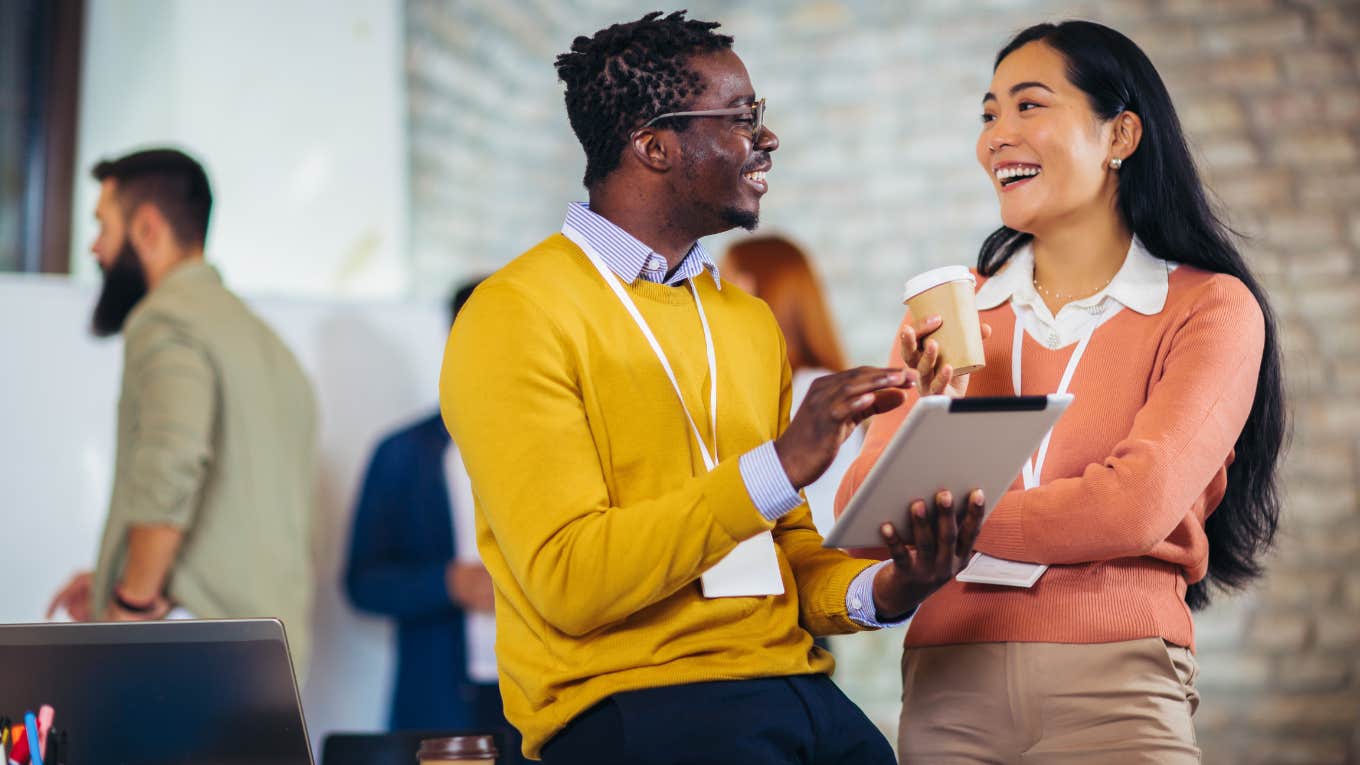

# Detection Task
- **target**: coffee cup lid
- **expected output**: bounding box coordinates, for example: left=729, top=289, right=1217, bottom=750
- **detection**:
left=901, top=265, right=976, bottom=304
left=417, top=735, right=498, bottom=760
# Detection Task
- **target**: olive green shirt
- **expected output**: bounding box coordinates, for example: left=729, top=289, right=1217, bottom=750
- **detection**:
left=92, top=259, right=317, bottom=674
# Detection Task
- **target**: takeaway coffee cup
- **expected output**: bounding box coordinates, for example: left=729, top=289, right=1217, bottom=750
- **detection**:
left=900, top=265, right=986, bottom=376
left=416, top=735, right=498, bottom=764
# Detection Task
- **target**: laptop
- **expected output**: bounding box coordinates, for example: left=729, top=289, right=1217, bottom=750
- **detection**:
left=0, top=618, right=313, bottom=765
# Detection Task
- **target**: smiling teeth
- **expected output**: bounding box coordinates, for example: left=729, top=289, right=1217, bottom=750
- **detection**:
left=996, top=166, right=1041, bottom=181
left=744, top=171, right=767, bottom=182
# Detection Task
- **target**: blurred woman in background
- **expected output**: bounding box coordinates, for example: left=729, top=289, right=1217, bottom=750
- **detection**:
left=723, top=235, right=857, bottom=535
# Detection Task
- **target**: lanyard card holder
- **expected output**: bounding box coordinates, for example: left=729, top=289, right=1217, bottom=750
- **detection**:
left=700, top=531, right=784, bottom=598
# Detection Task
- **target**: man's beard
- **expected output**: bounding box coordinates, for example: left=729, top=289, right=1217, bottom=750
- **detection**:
left=91, top=241, right=149, bottom=337
left=720, top=206, right=759, bottom=232
left=677, top=142, right=762, bottom=233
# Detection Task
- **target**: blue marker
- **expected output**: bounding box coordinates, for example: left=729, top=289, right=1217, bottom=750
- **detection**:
left=23, top=713, right=42, bottom=765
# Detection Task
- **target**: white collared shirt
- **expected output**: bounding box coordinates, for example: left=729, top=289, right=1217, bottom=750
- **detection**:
left=444, top=441, right=498, bottom=684
left=975, top=237, right=1175, bottom=349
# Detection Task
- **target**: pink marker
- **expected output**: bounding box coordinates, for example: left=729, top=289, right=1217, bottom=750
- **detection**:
left=36, top=706, right=54, bottom=759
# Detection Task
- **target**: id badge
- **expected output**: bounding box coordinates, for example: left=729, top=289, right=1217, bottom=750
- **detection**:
left=955, top=552, right=1048, bottom=588
left=700, top=531, right=785, bottom=598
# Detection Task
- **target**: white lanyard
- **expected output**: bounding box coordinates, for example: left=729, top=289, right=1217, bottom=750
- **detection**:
left=1011, top=301, right=1119, bottom=488
left=959, top=298, right=1119, bottom=590
left=561, top=224, right=784, bottom=598
left=563, top=224, right=719, bottom=470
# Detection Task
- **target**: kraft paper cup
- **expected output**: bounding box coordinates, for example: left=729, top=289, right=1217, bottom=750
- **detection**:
left=901, top=265, right=986, bottom=376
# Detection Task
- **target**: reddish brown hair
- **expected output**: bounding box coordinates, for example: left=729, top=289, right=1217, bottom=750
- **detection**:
left=722, top=236, right=847, bottom=373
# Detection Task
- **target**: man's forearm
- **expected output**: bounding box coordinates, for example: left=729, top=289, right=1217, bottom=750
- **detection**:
left=119, top=524, right=184, bottom=601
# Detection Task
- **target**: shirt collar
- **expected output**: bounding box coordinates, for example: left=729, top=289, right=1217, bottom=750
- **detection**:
left=563, top=202, right=721, bottom=288
left=158, top=258, right=221, bottom=290
left=974, top=236, right=1169, bottom=316
left=126, top=259, right=221, bottom=332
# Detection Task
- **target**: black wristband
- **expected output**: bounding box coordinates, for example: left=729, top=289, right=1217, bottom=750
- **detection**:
left=112, top=587, right=159, bottom=614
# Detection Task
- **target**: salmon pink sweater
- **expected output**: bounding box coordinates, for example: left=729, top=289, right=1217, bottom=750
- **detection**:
left=836, top=265, right=1264, bottom=651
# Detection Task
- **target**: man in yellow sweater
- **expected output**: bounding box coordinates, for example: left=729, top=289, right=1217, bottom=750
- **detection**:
left=440, top=12, right=983, bottom=764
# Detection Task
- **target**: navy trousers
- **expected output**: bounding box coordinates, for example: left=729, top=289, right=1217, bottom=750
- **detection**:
left=540, top=674, right=895, bottom=765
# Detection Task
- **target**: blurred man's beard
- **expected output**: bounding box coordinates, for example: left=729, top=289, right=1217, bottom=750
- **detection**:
left=91, top=242, right=148, bottom=337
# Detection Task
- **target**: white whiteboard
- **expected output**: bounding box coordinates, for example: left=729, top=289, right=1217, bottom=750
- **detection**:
left=69, top=0, right=409, bottom=298
left=0, top=273, right=448, bottom=753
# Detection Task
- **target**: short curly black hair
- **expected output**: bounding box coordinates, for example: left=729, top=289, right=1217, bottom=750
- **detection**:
left=555, top=10, right=734, bottom=188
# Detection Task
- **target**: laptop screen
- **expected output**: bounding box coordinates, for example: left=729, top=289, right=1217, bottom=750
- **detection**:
left=0, top=619, right=312, bottom=765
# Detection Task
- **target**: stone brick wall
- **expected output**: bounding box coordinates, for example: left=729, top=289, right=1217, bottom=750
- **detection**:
left=408, top=1, right=1360, bottom=762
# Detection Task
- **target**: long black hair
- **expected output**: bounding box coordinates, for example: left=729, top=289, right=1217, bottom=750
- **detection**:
left=980, top=21, right=1286, bottom=610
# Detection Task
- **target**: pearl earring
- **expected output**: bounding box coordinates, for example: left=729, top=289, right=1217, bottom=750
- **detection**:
left=1109, top=157, right=1123, bottom=170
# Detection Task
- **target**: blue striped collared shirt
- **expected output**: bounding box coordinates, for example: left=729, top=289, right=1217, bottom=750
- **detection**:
left=561, top=203, right=903, bottom=628
left=564, top=202, right=722, bottom=288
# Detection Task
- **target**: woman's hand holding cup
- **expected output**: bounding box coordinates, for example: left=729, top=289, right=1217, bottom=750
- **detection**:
left=899, top=265, right=992, bottom=397
left=899, top=313, right=991, bottom=397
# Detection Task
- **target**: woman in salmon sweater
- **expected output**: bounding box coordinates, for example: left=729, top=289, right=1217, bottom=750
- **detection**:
left=836, top=21, right=1285, bottom=763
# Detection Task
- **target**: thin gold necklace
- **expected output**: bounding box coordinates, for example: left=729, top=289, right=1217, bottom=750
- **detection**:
left=1032, top=274, right=1115, bottom=302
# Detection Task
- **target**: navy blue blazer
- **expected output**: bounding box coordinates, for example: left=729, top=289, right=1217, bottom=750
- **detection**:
left=344, top=412, right=504, bottom=731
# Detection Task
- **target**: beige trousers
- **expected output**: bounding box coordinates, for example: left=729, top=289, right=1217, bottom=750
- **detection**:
left=898, top=638, right=1200, bottom=764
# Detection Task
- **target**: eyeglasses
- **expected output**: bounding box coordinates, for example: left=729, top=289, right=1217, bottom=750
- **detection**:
left=641, top=98, right=766, bottom=144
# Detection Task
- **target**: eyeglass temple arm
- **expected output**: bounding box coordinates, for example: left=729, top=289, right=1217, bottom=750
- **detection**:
left=642, top=103, right=760, bottom=128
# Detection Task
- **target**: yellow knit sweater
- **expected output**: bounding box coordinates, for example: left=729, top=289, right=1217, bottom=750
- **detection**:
left=440, top=234, right=875, bottom=758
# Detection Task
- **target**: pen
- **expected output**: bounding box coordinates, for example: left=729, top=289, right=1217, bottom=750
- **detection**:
left=35, top=707, right=53, bottom=760
left=0, top=716, right=9, bottom=761
left=25, top=711, right=43, bottom=765
left=8, top=720, right=27, bottom=764
left=42, top=729, right=61, bottom=765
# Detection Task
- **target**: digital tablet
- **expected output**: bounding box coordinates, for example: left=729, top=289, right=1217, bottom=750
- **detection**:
left=823, top=394, right=1073, bottom=549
